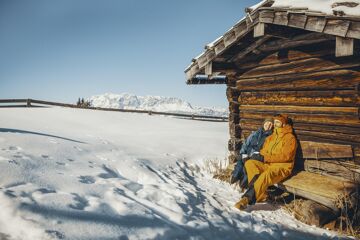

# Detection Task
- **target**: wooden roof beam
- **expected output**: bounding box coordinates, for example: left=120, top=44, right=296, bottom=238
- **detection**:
left=258, top=32, right=334, bottom=52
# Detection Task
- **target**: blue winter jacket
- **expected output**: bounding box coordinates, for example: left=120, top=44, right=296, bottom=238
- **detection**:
left=232, top=127, right=272, bottom=188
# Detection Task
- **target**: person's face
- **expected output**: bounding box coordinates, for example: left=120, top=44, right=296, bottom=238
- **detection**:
left=263, top=121, right=273, bottom=131
left=274, top=119, right=283, bottom=128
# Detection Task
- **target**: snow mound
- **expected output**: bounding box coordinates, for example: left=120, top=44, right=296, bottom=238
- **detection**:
left=88, top=93, right=228, bottom=117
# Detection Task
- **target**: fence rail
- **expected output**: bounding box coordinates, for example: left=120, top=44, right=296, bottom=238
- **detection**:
left=0, top=98, right=228, bottom=122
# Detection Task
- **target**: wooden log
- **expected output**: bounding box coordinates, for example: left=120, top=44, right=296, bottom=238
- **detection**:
left=238, top=55, right=360, bottom=79
left=239, top=112, right=360, bottom=128
left=240, top=119, right=360, bottom=135
left=236, top=69, right=360, bottom=91
left=239, top=104, right=359, bottom=117
left=290, top=199, right=339, bottom=227
left=241, top=125, right=360, bottom=144
left=304, top=160, right=360, bottom=183
left=229, top=101, right=240, bottom=114
left=229, top=122, right=241, bottom=138
left=335, top=37, right=354, bottom=57
left=279, top=171, right=356, bottom=210
left=228, top=151, right=241, bottom=164
left=238, top=43, right=335, bottom=69
left=229, top=113, right=240, bottom=124
left=238, top=90, right=360, bottom=107
left=232, top=35, right=272, bottom=62
left=257, top=33, right=333, bottom=52
left=228, top=138, right=242, bottom=151
left=300, top=141, right=354, bottom=159
left=226, top=87, right=240, bottom=102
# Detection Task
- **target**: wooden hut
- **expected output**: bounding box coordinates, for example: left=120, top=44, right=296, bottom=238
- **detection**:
left=185, top=0, right=360, bottom=223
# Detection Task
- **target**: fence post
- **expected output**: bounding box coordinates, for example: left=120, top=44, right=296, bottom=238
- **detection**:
left=26, top=99, right=31, bottom=107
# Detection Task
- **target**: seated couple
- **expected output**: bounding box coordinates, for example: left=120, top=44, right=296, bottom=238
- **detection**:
left=231, top=114, right=297, bottom=210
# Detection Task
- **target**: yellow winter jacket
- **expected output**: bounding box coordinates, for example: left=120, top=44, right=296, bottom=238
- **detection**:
left=260, top=125, right=297, bottom=166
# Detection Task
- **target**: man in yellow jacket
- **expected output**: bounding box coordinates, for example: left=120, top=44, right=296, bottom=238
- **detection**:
left=235, top=114, right=297, bottom=210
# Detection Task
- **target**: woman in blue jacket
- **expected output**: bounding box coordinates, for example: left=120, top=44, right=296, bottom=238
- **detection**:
left=230, top=118, right=273, bottom=189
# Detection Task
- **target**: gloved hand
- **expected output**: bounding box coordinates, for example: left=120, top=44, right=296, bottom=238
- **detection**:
left=240, top=154, right=249, bottom=163
left=250, top=153, right=264, bottom=162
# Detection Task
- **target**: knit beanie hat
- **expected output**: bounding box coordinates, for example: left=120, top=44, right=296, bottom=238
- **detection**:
left=263, top=118, right=273, bottom=124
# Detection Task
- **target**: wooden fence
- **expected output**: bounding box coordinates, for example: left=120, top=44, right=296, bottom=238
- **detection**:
left=0, top=99, right=228, bottom=122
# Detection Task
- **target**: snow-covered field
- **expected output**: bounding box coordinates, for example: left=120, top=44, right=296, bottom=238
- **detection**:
left=0, top=107, right=350, bottom=240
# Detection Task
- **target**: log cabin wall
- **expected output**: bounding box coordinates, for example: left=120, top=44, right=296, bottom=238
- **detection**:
left=226, top=41, right=360, bottom=166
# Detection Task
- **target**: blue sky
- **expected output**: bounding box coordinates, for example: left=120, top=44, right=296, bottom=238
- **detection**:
left=0, top=0, right=258, bottom=108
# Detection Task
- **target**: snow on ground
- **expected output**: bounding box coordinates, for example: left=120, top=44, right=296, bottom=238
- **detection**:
left=0, top=107, right=351, bottom=240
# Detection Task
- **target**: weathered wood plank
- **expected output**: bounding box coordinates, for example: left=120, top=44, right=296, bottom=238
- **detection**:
left=232, top=35, right=272, bottom=62
left=288, top=13, right=307, bottom=29
left=236, top=69, right=360, bottom=91
left=305, top=16, right=327, bottom=32
left=240, top=118, right=360, bottom=135
left=257, top=33, right=333, bottom=52
left=233, top=21, right=248, bottom=38
left=238, top=43, right=335, bottom=69
left=347, top=21, right=360, bottom=39
left=223, top=30, right=237, bottom=47
left=259, top=10, right=274, bottom=23
left=335, top=37, right=354, bottom=57
left=239, top=104, right=359, bottom=116
left=239, top=112, right=360, bottom=128
left=238, top=56, right=360, bottom=79
left=238, top=90, right=360, bottom=107
left=323, top=19, right=351, bottom=37
left=241, top=125, right=360, bottom=144
left=254, top=23, right=265, bottom=37
left=204, top=62, right=212, bottom=75
left=273, top=11, right=288, bottom=25
left=242, top=129, right=359, bottom=146
left=300, top=141, right=353, bottom=159
left=279, top=171, right=356, bottom=210
left=304, top=160, right=360, bottom=183
left=214, top=40, right=226, bottom=55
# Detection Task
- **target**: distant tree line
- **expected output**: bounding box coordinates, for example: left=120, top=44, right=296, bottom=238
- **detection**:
left=76, top=98, right=91, bottom=108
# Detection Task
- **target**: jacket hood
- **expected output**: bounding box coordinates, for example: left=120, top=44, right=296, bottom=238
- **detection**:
left=274, top=124, right=293, bottom=137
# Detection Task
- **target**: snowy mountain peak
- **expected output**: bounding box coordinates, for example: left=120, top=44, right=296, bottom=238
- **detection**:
left=88, top=93, right=228, bottom=117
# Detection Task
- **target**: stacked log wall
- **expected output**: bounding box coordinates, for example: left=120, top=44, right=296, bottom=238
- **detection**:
left=228, top=42, right=360, bottom=166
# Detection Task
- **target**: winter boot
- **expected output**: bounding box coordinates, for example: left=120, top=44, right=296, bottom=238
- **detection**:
left=234, top=197, right=249, bottom=210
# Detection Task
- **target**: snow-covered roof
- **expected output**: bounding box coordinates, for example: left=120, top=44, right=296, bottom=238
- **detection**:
left=185, top=0, right=360, bottom=81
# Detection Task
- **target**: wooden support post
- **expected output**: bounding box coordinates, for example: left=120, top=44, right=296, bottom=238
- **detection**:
left=26, top=99, right=31, bottom=107
left=335, top=37, right=354, bottom=57
left=205, top=62, right=212, bottom=76
left=254, top=22, right=265, bottom=38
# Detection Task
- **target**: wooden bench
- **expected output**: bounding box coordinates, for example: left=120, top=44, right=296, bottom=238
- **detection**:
left=278, top=141, right=358, bottom=211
